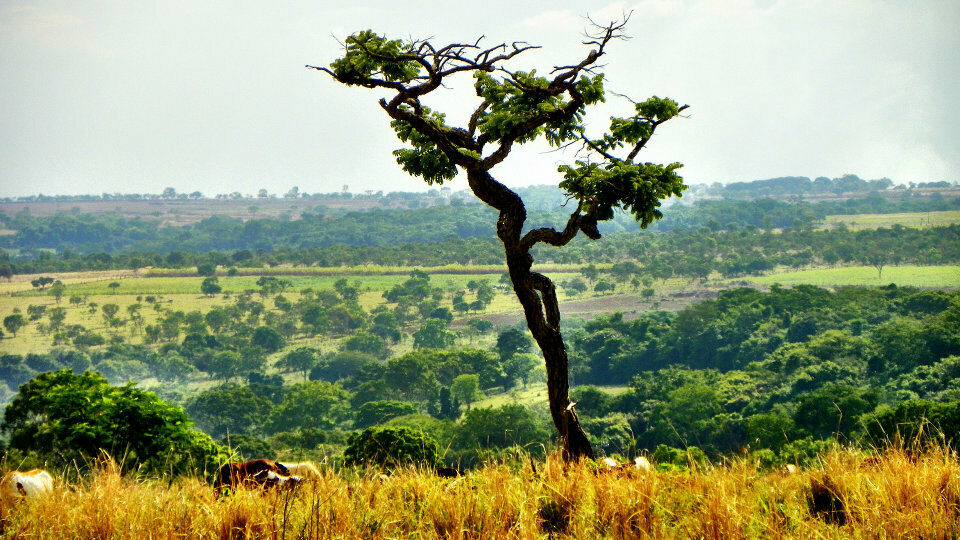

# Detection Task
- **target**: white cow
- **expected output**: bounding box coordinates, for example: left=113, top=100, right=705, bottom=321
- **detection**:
left=601, top=456, right=652, bottom=472
left=633, top=456, right=652, bottom=472
left=1, top=469, right=54, bottom=503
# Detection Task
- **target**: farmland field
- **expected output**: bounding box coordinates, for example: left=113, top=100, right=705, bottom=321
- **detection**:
left=738, top=264, right=960, bottom=288
left=820, top=209, right=960, bottom=229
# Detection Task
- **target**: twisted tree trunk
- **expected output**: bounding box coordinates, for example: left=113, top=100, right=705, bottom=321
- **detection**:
left=468, top=169, right=594, bottom=461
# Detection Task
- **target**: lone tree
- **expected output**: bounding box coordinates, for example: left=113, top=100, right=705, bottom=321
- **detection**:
left=312, top=17, right=688, bottom=460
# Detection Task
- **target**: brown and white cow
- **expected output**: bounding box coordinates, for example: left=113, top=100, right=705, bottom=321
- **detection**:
left=214, top=459, right=301, bottom=492
left=0, top=469, right=54, bottom=504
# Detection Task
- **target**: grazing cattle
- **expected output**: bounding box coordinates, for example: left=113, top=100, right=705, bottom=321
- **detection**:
left=214, top=459, right=291, bottom=491
left=601, top=457, right=620, bottom=469
left=435, top=467, right=463, bottom=478
left=254, top=470, right=303, bottom=490
left=278, top=462, right=321, bottom=481
left=1, top=469, right=54, bottom=504
left=600, top=457, right=652, bottom=473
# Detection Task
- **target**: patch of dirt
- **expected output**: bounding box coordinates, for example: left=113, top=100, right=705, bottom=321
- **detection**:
left=463, top=290, right=721, bottom=327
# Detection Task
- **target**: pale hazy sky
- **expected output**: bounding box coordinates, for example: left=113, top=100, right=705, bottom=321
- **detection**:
left=1, top=0, right=957, bottom=198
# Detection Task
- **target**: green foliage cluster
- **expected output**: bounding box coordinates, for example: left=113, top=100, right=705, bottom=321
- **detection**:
left=566, top=286, right=960, bottom=462
left=1, top=370, right=226, bottom=476
left=343, top=426, right=440, bottom=469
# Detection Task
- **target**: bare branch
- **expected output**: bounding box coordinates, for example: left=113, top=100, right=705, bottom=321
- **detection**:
left=520, top=207, right=583, bottom=251
left=608, top=90, right=639, bottom=105
left=468, top=102, right=489, bottom=137
left=580, top=134, right=618, bottom=162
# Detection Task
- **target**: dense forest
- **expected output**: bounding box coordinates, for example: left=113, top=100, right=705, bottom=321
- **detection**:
left=568, top=286, right=960, bottom=461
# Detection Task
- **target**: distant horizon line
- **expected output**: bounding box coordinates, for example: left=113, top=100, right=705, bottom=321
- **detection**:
left=1, top=174, right=955, bottom=200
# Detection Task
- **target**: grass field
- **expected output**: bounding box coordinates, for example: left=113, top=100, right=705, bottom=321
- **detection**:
left=473, top=385, right=629, bottom=410
left=737, top=265, right=960, bottom=288
left=2, top=448, right=958, bottom=538
left=820, top=209, right=960, bottom=230
left=143, top=263, right=602, bottom=277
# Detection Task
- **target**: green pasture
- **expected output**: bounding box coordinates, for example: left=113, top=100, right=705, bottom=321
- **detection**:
left=473, top=384, right=629, bottom=410
left=8, top=271, right=582, bottom=298
left=143, top=263, right=602, bottom=278
left=820, top=210, right=960, bottom=230
left=739, top=265, right=960, bottom=288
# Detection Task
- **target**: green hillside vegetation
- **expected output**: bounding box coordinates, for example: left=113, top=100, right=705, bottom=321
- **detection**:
left=2, top=272, right=958, bottom=470
left=1, top=192, right=957, bottom=276
left=0, top=181, right=958, bottom=513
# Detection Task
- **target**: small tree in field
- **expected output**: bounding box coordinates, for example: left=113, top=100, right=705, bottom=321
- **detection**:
left=3, top=313, right=25, bottom=337
left=200, top=276, right=222, bottom=296
left=313, top=17, right=687, bottom=460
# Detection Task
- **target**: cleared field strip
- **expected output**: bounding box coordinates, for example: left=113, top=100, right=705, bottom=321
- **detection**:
left=143, top=263, right=601, bottom=277
left=820, top=210, right=960, bottom=230
left=739, top=265, right=960, bottom=288
left=6, top=272, right=580, bottom=297
left=474, top=384, right=629, bottom=409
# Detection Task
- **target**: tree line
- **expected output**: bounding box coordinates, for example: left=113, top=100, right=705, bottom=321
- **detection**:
left=3, top=221, right=958, bottom=280
left=1, top=194, right=956, bottom=260
left=565, top=285, right=960, bottom=464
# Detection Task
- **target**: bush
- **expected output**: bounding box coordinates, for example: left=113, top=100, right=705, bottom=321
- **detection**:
left=863, top=399, right=960, bottom=448
left=196, top=263, right=216, bottom=277
left=652, top=444, right=709, bottom=471
left=343, top=426, right=440, bottom=469
left=2, top=370, right=227, bottom=476
left=356, top=401, right=420, bottom=429
left=778, top=436, right=834, bottom=467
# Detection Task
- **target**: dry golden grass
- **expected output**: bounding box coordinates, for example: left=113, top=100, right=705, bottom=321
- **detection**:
left=1, top=447, right=958, bottom=539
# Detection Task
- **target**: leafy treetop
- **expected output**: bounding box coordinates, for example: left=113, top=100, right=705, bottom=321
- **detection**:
left=313, top=16, right=688, bottom=242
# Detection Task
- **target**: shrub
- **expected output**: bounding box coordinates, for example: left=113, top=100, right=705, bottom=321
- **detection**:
left=356, top=401, right=420, bottom=429
left=2, top=370, right=227, bottom=476
left=343, top=426, right=440, bottom=469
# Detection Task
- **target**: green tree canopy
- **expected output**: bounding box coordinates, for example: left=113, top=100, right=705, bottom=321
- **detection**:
left=2, top=370, right=226, bottom=476
left=3, top=314, right=25, bottom=337
left=276, top=347, right=319, bottom=380
left=266, top=381, right=351, bottom=434
left=186, top=384, right=273, bottom=439
left=344, top=425, right=440, bottom=470
left=413, top=319, right=455, bottom=349
left=200, top=276, right=222, bottom=296
left=450, top=374, right=483, bottom=411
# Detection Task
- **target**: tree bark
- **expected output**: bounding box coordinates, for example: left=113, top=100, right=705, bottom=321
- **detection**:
left=467, top=169, right=594, bottom=461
